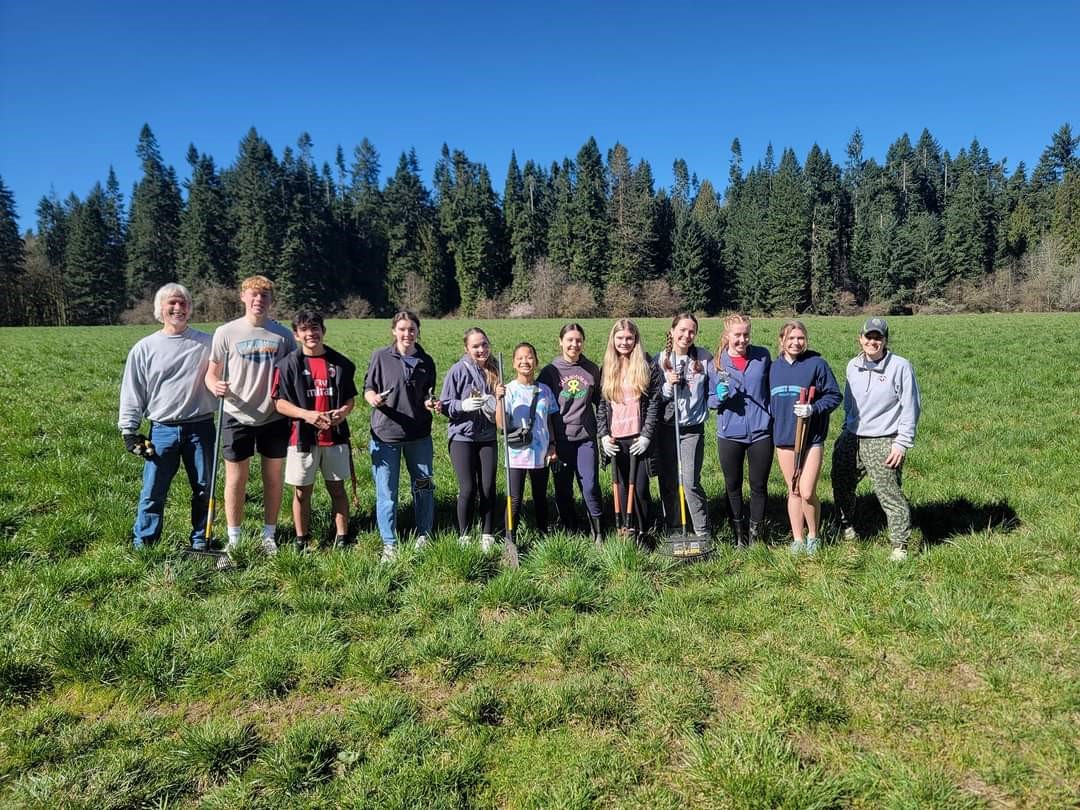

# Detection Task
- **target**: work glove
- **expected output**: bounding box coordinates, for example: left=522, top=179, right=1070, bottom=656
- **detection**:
left=480, top=394, right=497, bottom=420
left=715, top=381, right=729, bottom=401
left=793, top=403, right=812, bottom=418
left=460, top=394, right=484, bottom=412
left=600, top=435, right=619, bottom=457
left=629, top=436, right=651, bottom=456
left=123, top=433, right=154, bottom=458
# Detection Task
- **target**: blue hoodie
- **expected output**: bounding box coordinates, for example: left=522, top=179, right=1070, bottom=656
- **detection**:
left=768, top=351, right=841, bottom=447
left=708, top=345, right=772, bottom=443
left=439, top=355, right=498, bottom=443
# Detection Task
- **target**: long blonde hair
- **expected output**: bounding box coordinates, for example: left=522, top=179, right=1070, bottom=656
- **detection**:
left=777, top=319, right=808, bottom=357
left=716, top=312, right=752, bottom=357
left=601, top=319, right=650, bottom=402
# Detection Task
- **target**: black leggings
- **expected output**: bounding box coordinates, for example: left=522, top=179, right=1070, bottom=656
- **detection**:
left=611, top=436, right=652, bottom=534
left=509, top=466, right=550, bottom=533
left=717, top=436, right=773, bottom=524
left=449, top=440, right=498, bottom=534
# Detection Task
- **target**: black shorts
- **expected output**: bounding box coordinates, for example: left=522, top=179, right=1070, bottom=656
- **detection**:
left=222, top=415, right=290, bottom=462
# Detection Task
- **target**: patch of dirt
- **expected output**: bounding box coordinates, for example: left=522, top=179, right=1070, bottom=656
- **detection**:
left=960, top=773, right=1016, bottom=809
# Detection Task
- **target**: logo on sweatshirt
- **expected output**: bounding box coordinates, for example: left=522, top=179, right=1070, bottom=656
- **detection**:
left=561, top=375, right=589, bottom=400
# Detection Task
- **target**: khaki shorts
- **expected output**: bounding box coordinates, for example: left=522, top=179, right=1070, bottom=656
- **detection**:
left=285, top=444, right=351, bottom=487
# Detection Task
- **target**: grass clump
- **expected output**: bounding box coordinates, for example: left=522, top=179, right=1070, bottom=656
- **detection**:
left=173, top=718, right=262, bottom=787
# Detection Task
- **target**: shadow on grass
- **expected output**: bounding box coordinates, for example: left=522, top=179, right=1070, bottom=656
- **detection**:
left=845, top=495, right=1020, bottom=547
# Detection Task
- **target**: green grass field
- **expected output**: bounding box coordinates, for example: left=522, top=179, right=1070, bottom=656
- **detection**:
left=1, top=313, right=1077, bottom=808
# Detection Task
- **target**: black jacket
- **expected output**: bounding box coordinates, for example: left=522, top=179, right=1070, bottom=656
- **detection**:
left=273, top=346, right=358, bottom=451
left=595, top=359, right=663, bottom=441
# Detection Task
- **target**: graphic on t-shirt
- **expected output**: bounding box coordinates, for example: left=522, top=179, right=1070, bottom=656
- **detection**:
left=560, top=374, right=590, bottom=400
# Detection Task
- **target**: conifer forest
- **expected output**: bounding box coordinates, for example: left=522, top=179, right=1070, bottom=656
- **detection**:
left=1, top=122, right=1078, bottom=326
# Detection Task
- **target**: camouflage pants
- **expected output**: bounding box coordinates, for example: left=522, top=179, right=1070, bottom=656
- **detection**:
left=831, top=431, right=911, bottom=549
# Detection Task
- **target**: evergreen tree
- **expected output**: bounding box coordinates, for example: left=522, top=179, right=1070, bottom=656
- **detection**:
left=348, top=137, right=387, bottom=309
left=1052, top=169, right=1080, bottom=262
left=606, top=143, right=656, bottom=295
left=547, top=159, right=575, bottom=273
left=943, top=140, right=997, bottom=281
left=804, top=146, right=843, bottom=312
left=125, top=124, right=182, bottom=303
left=435, top=145, right=507, bottom=314
left=65, top=185, right=124, bottom=324
left=179, top=145, right=234, bottom=290
left=0, top=176, right=26, bottom=325
left=726, top=162, right=771, bottom=312
left=761, top=148, right=809, bottom=312
left=383, top=150, right=442, bottom=313
left=691, top=179, right=726, bottom=309
left=571, top=137, right=608, bottom=296
left=277, top=133, right=333, bottom=308
left=227, top=127, right=283, bottom=282
left=1032, top=123, right=1080, bottom=231
left=912, top=128, right=945, bottom=216
left=668, top=158, right=707, bottom=311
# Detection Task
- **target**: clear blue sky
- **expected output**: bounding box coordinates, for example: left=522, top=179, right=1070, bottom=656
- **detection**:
left=2, top=0, right=1077, bottom=232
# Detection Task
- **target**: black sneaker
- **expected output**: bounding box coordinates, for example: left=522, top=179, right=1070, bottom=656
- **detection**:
left=294, top=535, right=310, bottom=553
left=332, top=535, right=349, bottom=550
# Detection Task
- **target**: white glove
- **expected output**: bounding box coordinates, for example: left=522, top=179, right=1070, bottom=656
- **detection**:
left=600, top=435, right=619, bottom=457
left=629, top=436, right=651, bottom=456
left=460, top=395, right=484, bottom=412
left=793, top=403, right=812, bottom=418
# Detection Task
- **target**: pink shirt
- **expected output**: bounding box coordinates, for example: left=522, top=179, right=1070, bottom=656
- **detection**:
left=610, top=384, right=642, bottom=438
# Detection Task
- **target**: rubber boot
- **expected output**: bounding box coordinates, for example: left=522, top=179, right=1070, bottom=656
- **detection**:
left=748, top=520, right=762, bottom=546
left=588, top=514, right=603, bottom=548
left=733, top=517, right=748, bottom=550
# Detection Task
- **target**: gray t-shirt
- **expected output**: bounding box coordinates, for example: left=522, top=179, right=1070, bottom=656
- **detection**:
left=211, top=317, right=296, bottom=426
left=118, top=328, right=216, bottom=432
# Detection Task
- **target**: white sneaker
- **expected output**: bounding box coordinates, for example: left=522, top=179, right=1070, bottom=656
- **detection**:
left=261, top=535, right=279, bottom=556
left=380, top=544, right=397, bottom=563
left=458, top=533, right=471, bottom=547
left=225, top=540, right=239, bottom=558
left=413, top=534, right=428, bottom=551
left=480, top=534, right=496, bottom=552
left=843, top=526, right=857, bottom=541
left=889, top=547, right=908, bottom=562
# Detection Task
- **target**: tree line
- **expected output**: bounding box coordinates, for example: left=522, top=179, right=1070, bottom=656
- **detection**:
left=1, top=122, right=1078, bottom=327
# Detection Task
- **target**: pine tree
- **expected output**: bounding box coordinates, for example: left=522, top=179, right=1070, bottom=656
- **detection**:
left=65, top=185, right=124, bottom=324
left=0, top=176, right=26, bottom=325
left=179, top=145, right=234, bottom=290
left=1030, top=124, right=1078, bottom=231
left=912, top=129, right=945, bottom=216
left=125, top=124, right=182, bottom=303
left=606, top=143, right=656, bottom=295
left=571, top=137, right=608, bottom=296
left=761, top=148, right=809, bottom=312
left=227, top=127, right=283, bottom=282
left=726, top=161, right=771, bottom=312
left=668, top=158, right=707, bottom=311
left=943, top=140, right=997, bottom=281
left=804, top=146, right=842, bottom=312
left=277, top=133, right=333, bottom=309
left=547, top=159, right=575, bottom=274
left=691, top=179, right=726, bottom=309
left=1052, top=169, right=1080, bottom=262
left=348, top=137, right=387, bottom=309
left=383, top=150, right=442, bottom=313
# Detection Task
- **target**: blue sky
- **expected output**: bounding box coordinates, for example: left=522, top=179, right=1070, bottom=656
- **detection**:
left=2, top=1, right=1077, bottom=231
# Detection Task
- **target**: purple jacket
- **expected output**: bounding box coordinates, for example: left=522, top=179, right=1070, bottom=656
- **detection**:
left=708, top=345, right=772, bottom=444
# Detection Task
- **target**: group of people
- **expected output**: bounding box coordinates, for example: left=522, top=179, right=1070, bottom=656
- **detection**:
left=119, top=277, right=921, bottom=564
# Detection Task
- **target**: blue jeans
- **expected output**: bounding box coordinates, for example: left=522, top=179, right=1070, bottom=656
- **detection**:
left=370, top=435, right=434, bottom=544
left=133, top=418, right=214, bottom=548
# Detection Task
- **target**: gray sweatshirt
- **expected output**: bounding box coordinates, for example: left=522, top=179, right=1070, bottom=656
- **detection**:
left=118, top=328, right=216, bottom=432
left=657, top=348, right=713, bottom=427
left=841, top=350, right=921, bottom=449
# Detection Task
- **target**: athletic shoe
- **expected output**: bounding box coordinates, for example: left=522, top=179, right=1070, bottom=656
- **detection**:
left=480, top=534, right=496, bottom=552
left=458, top=533, right=471, bottom=547
left=889, top=547, right=908, bottom=562
left=843, top=526, right=857, bottom=541
left=191, top=539, right=208, bottom=553
left=805, top=536, right=820, bottom=555
left=380, top=544, right=398, bottom=563
left=293, top=536, right=309, bottom=553
left=261, top=536, right=279, bottom=556
left=789, top=540, right=806, bottom=555
left=224, top=540, right=239, bottom=558
left=413, top=535, right=428, bottom=551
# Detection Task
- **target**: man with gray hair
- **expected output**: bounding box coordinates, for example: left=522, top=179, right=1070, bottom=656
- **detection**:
left=118, top=283, right=217, bottom=550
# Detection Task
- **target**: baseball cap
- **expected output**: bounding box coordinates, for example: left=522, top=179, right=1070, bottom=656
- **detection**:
left=860, top=317, right=888, bottom=337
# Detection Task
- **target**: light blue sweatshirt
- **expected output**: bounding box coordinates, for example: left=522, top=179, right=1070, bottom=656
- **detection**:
left=841, top=350, right=921, bottom=449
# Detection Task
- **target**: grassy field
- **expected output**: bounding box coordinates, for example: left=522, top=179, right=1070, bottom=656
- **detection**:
left=0, top=313, right=1077, bottom=808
